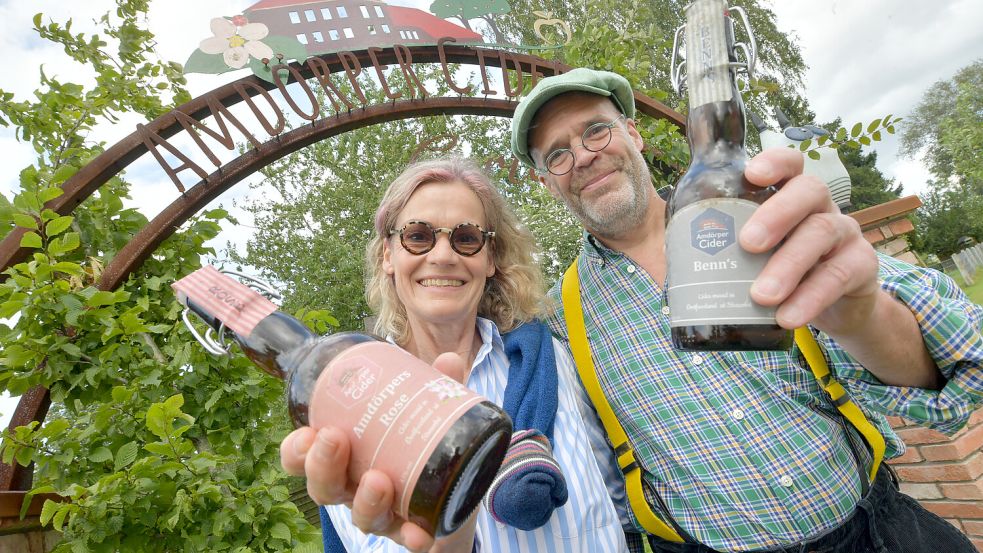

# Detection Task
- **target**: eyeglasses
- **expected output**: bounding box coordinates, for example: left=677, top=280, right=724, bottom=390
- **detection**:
left=389, top=221, right=495, bottom=256
left=537, top=114, right=626, bottom=176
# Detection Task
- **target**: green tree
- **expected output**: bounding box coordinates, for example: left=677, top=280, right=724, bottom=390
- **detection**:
left=838, top=144, right=903, bottom=211
left=0, top=1, right=318, bottom=550
left=910, top=183, right=983, bottom=259
left=900, top=59, right=983, bottom=191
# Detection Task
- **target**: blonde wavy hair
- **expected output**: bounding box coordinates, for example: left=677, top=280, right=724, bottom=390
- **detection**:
left=366, top=156, right=545, bottom=343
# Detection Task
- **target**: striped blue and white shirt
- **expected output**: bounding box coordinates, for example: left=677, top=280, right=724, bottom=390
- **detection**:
left=323, top=317, right=629, bottom=552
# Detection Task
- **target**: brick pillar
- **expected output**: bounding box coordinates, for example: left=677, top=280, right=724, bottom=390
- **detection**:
left=887, top=411, right=983, bottom=551
left=851, top=196, right=983, bottom=550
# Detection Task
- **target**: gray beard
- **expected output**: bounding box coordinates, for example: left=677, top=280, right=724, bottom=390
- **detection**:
left=567, top=154, right=651, bottom=237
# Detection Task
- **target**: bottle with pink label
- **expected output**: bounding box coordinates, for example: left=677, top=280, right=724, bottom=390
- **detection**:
left=172, top=266, right=512, bottom=537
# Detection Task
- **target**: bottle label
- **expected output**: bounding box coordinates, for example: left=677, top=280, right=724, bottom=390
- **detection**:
left=685, top=0, right=733, bottom=108
left=171, top=266, right=277, bottom=336
left=308, top=341, right=484, bottom=519
left=666, top=198, right=777, bottom=326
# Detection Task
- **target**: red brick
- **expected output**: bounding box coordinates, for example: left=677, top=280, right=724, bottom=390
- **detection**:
left=922, top=500, right=983, bottom=519
left=921, top=423, right=983, bottom=462
left=895, top=251, right=922, bottom=266
left=888, top=218, right=915, bottom=236
left=941, top=479, right=983, bottom=500
left=896, top=426, right=953, bottom=445
left=971, top=537, right=983, bottom=553
left=900, top=482, right=942, bottom=499
left=888, top=447, right=924, bottom=464
left=862, top=228, right=884, bottom=244
left=885, top=416, right=909, bottom=428
left=946, top=518, right=966, bottom=533
left=876, top=237, right=910, bottom=257
left=894, top=452, right=983, bottom=482
left=964, top=520, right=983, bottom=537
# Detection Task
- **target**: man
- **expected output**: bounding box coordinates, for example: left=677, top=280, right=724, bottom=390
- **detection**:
left=509, top=67, right=981, bottom=552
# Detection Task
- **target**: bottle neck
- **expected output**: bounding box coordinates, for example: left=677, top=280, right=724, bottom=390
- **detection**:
left=684, top=0, right=747, bottom=158
left=186, top=299, right=315, bottom=379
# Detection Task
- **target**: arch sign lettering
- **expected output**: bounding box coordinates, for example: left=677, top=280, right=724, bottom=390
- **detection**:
left=0, top=0, right=684, bottom=497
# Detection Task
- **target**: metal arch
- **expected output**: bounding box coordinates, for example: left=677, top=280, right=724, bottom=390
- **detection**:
left=0, top=44, right=686, bottom=494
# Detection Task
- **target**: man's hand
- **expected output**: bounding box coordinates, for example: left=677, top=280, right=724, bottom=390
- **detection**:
left=741, top=147, right=880, bottom=334
left=741, top=148, right=940, bottom=389
left=279, top=352, right=473, bottom=552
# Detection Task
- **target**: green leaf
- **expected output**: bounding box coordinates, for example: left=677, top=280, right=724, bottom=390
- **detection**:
left=850, top=122, right=862, bottom=138
left=886, top=125, right=896, bottom=134
left=51, top=164, right=78, bottom=185
left=872, top=130, right=882, bottom=141
left=866, top=118, right=882, bottom=133
left=270, top=521, right=291, bottom=541
left=797, top=138, right=812, bottom=152
left=38, top=187, right=64, bottom=203
left=204, top=208, right=228, bottom=220
left=39, top=499, right=59, bottom=527
left=12, top=214, right=37, bottom=229
left=45, top=216, right=73, bottom=237
left=114, top=441, right=138, bottom=471
left=52, top=261, right=82, bottom=274
left=859, top=136, right=871, bottom=146
left=51, top=504, right=70, bottom=531
left=807, top=150, right=821, bottom=160
left=90, top=446, right=113, bottom=463
left=86, top=290, right=117, bottom=307
left=20, top=232, right=43, bottom=249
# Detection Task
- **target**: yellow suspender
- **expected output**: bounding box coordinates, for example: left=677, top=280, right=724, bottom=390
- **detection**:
left=561, top=260, right=884, bottom=542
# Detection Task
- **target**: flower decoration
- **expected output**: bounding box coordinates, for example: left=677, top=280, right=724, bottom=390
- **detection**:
left=425, top=377, right=467, bottom=401
left=199, top=17, right=274, bottom=69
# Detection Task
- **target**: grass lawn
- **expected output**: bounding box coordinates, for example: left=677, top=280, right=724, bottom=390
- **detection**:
left=947, top=268, right=983, bottom=305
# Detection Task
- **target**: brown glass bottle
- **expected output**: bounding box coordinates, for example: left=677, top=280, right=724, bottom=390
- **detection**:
left=665, top=0, right=791, bottom=351
left=172, top=266, right=511, bottom=537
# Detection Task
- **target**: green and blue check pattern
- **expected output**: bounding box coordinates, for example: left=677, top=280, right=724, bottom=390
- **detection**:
left=545, top=235, right=983, bottom=552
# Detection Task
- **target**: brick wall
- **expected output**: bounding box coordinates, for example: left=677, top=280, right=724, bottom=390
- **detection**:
left=887, top=412, right=983, bottom=551
left=852, top=196, right=983, bottom=551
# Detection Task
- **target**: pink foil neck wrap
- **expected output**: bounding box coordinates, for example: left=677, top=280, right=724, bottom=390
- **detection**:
left=171, top=266, right=278, bottom=337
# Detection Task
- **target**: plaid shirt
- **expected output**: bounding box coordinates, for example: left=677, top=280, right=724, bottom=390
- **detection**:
left=545, top=234, right=983, bottom=552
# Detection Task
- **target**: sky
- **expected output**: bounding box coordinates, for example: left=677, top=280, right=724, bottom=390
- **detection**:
left=1, top=0, right=983, bottom=424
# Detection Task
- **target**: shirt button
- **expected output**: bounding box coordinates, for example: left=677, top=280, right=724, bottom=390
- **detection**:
left=626, top=264, right=636, bottom=274
left=691, top=354, right=704, bottom=365
left=731, top=409, right=745, bottom=421
left=661, top=306, right=671, bottom=316
left=780, top=475, right=794, bottom=488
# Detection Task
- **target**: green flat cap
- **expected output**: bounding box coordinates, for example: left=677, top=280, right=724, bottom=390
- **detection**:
left=511, top=67, right=635, bottom=168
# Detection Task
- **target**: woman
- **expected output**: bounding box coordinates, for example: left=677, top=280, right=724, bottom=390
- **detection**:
left=280, top=157, right=627, bottom=552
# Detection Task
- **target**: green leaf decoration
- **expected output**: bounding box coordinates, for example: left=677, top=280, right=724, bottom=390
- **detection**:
left=263, top=34, right=308, bottom=63
left=850, top=122, right=863, bottom=138
left=807, top=150, right=821, bottom=160
left=184, top=49, right=229, bottom=75
left=866, top=118, right=882, bottom=133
